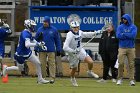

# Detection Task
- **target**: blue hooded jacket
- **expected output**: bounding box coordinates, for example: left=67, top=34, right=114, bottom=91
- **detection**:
left=35, top=16, right=62, bottom=52
left=116, top=14, right=137, bottom=48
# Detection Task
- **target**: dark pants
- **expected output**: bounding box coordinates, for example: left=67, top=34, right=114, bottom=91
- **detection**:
left=101, top=53, right=118, bottom=80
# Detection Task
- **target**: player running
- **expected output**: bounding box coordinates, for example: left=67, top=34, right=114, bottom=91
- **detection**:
left=0, top=20, right=12, bottom=75
left=2, top=19, right=49, bottom=84
left=63, top=21, right=103, bottom=86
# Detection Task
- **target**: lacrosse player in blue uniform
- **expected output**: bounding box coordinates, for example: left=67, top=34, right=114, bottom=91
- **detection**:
left=2, top=19, right=49, bottom=84
left=0, top=19, right=12, bottom=75
left=63, top=21, right=103, bottom=86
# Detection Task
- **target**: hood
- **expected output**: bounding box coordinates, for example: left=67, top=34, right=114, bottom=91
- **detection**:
left=43, top=16, right=50, bottom=24
left=122, top=14, right=132, bottom=25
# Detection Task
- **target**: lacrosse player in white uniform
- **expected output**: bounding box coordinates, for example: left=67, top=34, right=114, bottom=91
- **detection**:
left=63, top=21, right=103, bottom=86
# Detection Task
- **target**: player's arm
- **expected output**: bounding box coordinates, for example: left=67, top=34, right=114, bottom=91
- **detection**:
left=82, top=31, right=96, bottom=38
left=25, top=38, right=37, bottom=48
left=1, top=22, right=12, bottom=35
left=32, top=39, right=37, bottom=43
left=63, top=32, right=75, bottom=53
left=82, top=30, right=102, bottom=38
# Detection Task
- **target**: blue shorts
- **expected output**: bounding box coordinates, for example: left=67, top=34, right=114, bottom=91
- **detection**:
left=14, top=52, right=31, bottom=64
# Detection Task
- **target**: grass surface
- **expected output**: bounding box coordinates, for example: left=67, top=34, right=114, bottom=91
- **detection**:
left=0, top=77, right=140, bottom=93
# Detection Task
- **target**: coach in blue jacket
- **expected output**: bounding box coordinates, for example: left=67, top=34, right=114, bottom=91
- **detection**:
left=116, top=14, right=137, bottom=86
left=35, top=16, right=62, bottom=83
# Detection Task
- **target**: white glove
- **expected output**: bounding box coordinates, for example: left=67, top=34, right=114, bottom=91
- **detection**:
left=74, top=48, right=80, bottom=54
left=95, top=30, right=103, bottom=35
left=41, top=46, right=47, bottom=51
left=3, top=23, right=10, bottom=28
left=37, top=41, right=45, bottom=46
left=37, top=41, right=47, bottom=51
left=6, top=29, right=12, bottom=34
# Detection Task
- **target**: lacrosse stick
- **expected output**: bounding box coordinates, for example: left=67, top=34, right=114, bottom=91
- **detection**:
left=81, top=22, right=112, bottom=48
left=81, top=34, right=97, bottom=48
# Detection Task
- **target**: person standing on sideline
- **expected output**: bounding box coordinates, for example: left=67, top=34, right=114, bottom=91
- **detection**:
left=35, top=16, right=62, bottom=84
left=2, top=19, right=50, bottom=84
left=97, top=23, right=119, bottom=83
left=0, top=20, right=12, bottom=75
left=116, top=14, right=137, bottom=86
left=63, top=21, right=101, bottom=87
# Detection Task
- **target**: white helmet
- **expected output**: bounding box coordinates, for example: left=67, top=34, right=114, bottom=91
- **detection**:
left=70, top=21, right=80, bottom=28
left=24, top=19, right=36, bottom=32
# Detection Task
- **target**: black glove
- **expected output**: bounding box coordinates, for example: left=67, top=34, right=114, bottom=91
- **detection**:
left=56, top=51, right=61, bottom=56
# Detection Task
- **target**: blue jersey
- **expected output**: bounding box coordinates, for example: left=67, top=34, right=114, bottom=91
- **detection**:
left=16, top=29, right=33, bottom=57
left=0, top=27, right=9, bottom=57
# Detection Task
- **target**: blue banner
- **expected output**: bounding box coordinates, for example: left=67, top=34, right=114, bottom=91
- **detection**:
left=30, top=6, right=118, bottom=31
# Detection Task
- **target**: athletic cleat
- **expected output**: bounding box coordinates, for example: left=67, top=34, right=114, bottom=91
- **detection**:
left=50, top=80, right=55, bottom=84
left=87, top=71, right=99, bottom=79
left=2, top=65, right=7, bottom=77
left=112, top=79, right=117, bottom=83
left=130, top=80, right=135, bottom=86
left=37, top=78, right=50, bottom=84
left=71, top=78, right=78, bottom=87
left=116, top=79, right=122, bottom=85
left=97, top=78, right=106, bottom=83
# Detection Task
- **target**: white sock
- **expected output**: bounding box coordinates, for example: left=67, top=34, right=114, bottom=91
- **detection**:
left=28, top=54, right=43, bottom=81
left=6, top=66, right=19, bottom=71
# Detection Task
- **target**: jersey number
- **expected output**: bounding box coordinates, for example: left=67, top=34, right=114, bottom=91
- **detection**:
left=77, top=40, right=80, bottom=48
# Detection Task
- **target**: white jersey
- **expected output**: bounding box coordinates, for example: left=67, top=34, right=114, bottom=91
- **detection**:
left=63, top=30, right=97, bottom=68
left=63, top=30, right=96, bottom=53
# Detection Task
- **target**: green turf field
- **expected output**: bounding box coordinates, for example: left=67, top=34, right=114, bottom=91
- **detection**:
left=0, top=77, right=140, bottom=93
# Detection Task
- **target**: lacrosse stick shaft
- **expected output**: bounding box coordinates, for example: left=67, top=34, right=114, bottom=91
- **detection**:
left=81, top=35, right=97, bottom=48
left=81, top=24, right=107, bottom=48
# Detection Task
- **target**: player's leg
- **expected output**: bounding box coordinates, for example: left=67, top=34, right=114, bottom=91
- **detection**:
left=28, top=54, right=49, bottom=84
left=84, top=56, right=99, bottom=79
left=79, top=49, right=99, bottom=79
left=2, top=54, right=21, bottom=77
left=70, top=67, right=78, bottom=87
left=2, top=64, right=19, bottom=77
left=68, top=53, right=79, bottom=86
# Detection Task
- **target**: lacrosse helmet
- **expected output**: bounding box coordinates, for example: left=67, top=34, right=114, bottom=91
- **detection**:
left=70, top=21, right=80, bottom=28
left=24, top=19, right=36, bottom=32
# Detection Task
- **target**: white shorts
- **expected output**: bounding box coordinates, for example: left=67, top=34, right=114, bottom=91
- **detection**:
left=68, top=48, right=89, bottom=68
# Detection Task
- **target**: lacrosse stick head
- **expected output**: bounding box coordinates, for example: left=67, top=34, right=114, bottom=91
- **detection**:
left=101, top=22, right=113, bottom=31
